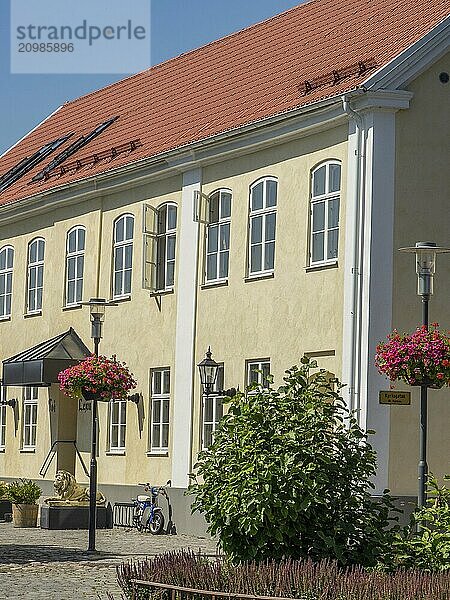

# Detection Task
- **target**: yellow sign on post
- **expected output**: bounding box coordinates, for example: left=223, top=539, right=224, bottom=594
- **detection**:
left=379, top=391, right=411, bottom=405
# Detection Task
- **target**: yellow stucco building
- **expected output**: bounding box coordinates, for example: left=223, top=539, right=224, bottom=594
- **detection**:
left=0, top=0, right=449, bottom=533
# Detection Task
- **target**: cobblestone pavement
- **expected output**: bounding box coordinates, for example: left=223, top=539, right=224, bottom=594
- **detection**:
left=0, top=523, right=218, bottom=599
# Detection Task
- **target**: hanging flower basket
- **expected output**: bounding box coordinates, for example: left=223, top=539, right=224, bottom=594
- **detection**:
left=375, top=323, right=450, bottom=389
left=58, top=355, right=137, bottom=401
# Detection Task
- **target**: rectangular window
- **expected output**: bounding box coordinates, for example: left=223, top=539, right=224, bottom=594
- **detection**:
left=249, top=179, right=277, bottom=276
left=206, top=190, right=231, bottom=283
left=246, top=359, right=271, bottom=388
left=156, top=204, right=177, bottom=291
left=201, top=364, right=224, bottom=449
left=27, top=239, right=45, bottom=313
left=310, top=162, right=341, bottom=266
left=65, top=227, right=85, bottom=306
left=150, top=368, right=170, bottom=453
left=0, top=246, right=14, bottom=318
left=113, top=215, right=134, bottom=299
left=22, top=387, right=38, bottom=449
left=109, top=399, right=127, bottom=451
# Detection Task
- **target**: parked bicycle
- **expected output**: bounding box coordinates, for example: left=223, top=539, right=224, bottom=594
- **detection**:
left=132, top=482, right=175, bottom=535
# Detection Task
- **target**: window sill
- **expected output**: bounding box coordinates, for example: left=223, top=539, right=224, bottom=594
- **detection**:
left=201, top=280, right=228, bottom=290
left=24, top=311, right=42, bottom=319
left=20, top=448, right=36, bottom=453
left=62, top=304, right=82, bottom=312
left=0, top=448, right=5, bottom=453
left=110, top=295, right=131, bottom=303
left=106, top=450, right=126, bottom=456
left=305, top=261, right=338, bottom=272
left=0, top=316, right=11, bottom=322
left=146, top=451, right=169, bottom=457
left=149, top=288, right=174, bottom=298
left=244, top=272, right=274, bottom=283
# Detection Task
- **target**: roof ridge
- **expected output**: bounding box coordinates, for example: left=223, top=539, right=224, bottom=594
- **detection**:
left=62, top=1, right=310, bottom=108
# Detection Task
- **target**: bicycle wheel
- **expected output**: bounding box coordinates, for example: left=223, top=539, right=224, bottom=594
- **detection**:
left=149, top=509, right=164, bottom=534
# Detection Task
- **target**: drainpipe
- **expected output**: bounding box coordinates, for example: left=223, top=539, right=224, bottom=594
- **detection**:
left=341, top=94, right=366, bottom=419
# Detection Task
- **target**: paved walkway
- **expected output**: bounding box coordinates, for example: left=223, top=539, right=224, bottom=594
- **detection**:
left=0, top=523, right=218, bottom=599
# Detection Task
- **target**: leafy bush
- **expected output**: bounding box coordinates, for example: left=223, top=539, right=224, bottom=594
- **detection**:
left=387, top=475, right=450, bottom=571
left=0, top=481, right=8, bottom=499
left=116, top=550, right=450, bottom=600
left=7, top=479, right=42, bottom=505
left=189, top=359, right=397, bottom=566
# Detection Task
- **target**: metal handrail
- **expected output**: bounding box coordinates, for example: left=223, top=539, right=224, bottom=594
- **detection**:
left=130, top=580, right=296, bottom=600
left=39, top=440, right=89, bottom=478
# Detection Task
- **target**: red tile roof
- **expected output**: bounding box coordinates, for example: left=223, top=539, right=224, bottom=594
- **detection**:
left=0, top=0, right=448, bottom=206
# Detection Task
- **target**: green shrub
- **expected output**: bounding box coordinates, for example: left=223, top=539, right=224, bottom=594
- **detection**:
left=387, top=475, right=450, bottom=571
left=7, top=479, right=42, bottom=505
left=189, top=358, right=397, bottom=566
left=0, top=481, right=7, bottom=499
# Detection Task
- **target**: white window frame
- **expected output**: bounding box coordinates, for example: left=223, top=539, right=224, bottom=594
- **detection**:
left=22, top=387, right=38, bottom=450
left=246, top=359, right=271, bottom=389
left=0, top=385, right=7, bottom=449
left=309, top=161, right=341, bottom=266
left=205, top=190, right=232, bottom=284
left=201, top=364, right=224, bottom=450
left=149, top=368, right=170, bottom=453
left=109, top=399, right=127, bottom=452
left=26, top=238, right=45, bottom=314
left=113, top=214, right=134, bottom=299
left=248, top=177, right=278, bottom=277
left=65, top=226, right=86, bottom=307
left=156, top=203, right=177, bottom=292
left=0, top=245, right=14, bottom=319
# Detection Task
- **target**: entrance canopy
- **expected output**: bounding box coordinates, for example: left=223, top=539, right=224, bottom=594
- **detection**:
left=2, top=328, right=91, bottom=387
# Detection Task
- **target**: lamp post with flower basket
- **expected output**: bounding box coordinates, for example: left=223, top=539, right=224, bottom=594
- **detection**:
left=376, top=242, right=450, bottom=515
left=58, top=298, right=137, bottom=552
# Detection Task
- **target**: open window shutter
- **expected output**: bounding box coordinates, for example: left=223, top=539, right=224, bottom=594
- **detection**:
left=193, top=190, right=210, bottom=224
left=142, top=203, right=158, bottom=291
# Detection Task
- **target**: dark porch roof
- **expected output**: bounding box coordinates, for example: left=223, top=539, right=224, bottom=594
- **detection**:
left=2, top=328, right=91, bottom=387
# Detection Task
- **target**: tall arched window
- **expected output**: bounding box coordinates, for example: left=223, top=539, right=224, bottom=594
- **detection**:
left=156, top=203, right=177, bottom=291
left=26, top=238, right=45, bottom=313
left=113, top=214, right=134, bottom=298
left=0, top=245, right=14, bottom=318
left=248, top=177, right=277, bottom=276
left=310, top=161, right=341, bottom=265
left=205, top=189, right=231, bottom=283
left=65, top=226, right=86, bottom=306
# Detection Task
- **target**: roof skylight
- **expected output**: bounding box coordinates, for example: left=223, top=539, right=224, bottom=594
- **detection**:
left=31, top=116, right=118, bottom=183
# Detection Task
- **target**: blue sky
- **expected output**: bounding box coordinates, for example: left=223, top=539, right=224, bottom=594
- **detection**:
left=0, top=0, right=302, bottom=156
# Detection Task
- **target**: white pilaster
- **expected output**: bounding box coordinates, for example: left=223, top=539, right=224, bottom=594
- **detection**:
left=171, top=168, right=201, bottom=488
left=341, top=91, right=412, bottom=493
left=358, top=110, right=396, bottom=492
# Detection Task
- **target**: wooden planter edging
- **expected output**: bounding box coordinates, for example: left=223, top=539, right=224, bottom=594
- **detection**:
left=131, top=580, right=295, bottom=600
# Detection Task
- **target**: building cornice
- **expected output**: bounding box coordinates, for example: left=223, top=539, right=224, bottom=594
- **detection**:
left=0, top=97, right=348, bottom=225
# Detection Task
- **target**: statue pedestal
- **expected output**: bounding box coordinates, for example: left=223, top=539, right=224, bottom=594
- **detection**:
left=40, top=505, right=113, bottom=529
left=0, top=500, right=12, bottom=521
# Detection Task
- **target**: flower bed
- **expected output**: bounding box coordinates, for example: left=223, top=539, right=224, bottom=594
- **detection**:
left=115, top=550, right=450, bottom=600
left=375, top=324, right=450, bottom=388
left=58, top=354, right=136, bottom=400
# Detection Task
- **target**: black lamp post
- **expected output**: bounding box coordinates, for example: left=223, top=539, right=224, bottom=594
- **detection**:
left=81, top=297, right=117, bottom=552
left=197, top=347, right=237, bottom=398
left=399, top=242, right=450, bottom=511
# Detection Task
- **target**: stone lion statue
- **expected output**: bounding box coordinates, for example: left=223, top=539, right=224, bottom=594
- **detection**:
left=45, top=470, right=106, bottom=506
